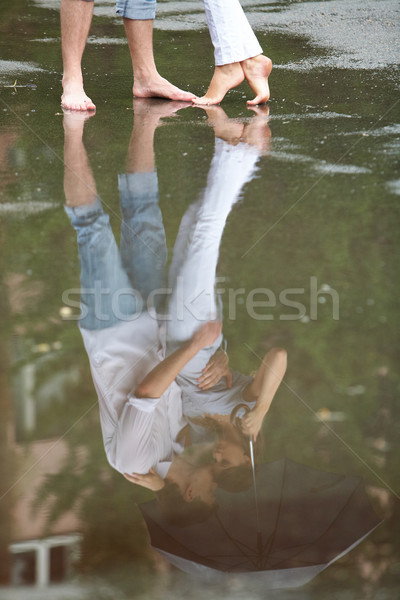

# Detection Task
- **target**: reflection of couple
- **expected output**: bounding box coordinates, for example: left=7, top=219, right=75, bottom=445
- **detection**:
left=61, top=0, right=272, bottom=110
left=64, top=101, right=286, bottom=520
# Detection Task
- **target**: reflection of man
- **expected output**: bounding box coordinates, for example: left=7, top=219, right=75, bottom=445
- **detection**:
left=64, top=103, right=216, bottom=479
left=125, top=452, right=217, bottom=526
left=61, top=0, right=196, bottom=110
left=63, top=101, right=222, bottom=483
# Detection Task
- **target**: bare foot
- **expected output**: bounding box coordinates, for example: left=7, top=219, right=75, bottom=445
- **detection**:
left=241, top=55, right=272, bottom=105
left=197, top=106, right=244, bottom=145
left=62, top=108, right=96, bottom=131
left=243, top=106, right=271, bottom=153
left=193, top=63, right=245, bottom=105
left=61, top=79, right=96, bottom=111
left=132, top=98, right=190, bottom=121
left=133, top=74, right=196, bottom=102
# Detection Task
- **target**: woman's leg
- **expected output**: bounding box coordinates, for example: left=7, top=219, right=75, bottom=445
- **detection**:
left=195, top=0, right=272, bottom=105
left=167, top=137, right=260, bottom=345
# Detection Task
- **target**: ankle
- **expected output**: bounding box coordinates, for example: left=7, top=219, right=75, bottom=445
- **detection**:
left=62, top=72, right=84, bottom=89
left=132, top=64, right=158, bottom=84
left=217, top=63, right=241, bottom=74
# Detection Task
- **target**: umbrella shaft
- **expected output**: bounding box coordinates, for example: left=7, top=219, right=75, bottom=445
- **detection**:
left=250, top=439, right=263, bottom=549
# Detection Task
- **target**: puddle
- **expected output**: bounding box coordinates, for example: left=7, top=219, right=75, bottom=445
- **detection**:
left=0, top=0, right=399, bottom=599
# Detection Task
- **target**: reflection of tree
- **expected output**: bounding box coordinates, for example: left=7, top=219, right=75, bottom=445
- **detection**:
left=0, top=221, right=16, bottom=584
left=1, top=2, right=399, bottom=591
left=33, top=415, right=155, bottom=580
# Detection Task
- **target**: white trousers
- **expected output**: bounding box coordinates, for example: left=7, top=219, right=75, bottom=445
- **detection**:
left=167, top=137, right=260, bottom=345
left=202, top=0, right=263, bottom=65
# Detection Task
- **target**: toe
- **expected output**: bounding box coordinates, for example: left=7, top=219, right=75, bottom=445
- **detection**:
left=85, top=98, right=96, bottom=110
left=247, top=95, right=268, bottom=106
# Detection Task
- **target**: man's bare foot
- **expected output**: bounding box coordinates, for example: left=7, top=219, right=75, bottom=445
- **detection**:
left=133, top=74, right=196, bottom=102
left=193, top=63, right=245, bottom=105
left=61, top=78, right=96, bottom=111
left=241, top=55, right=272, bottom=105
left=132, top=98, right=190, bottom=121
left=62, top=107, right=96, bottom=132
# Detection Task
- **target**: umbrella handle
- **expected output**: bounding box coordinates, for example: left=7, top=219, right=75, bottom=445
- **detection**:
left=230, top=404, right=256, bottom=442
left=230, top=403, right=250, bottom=423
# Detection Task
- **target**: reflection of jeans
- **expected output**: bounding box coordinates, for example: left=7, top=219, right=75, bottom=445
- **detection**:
left=65, top=171, right=166, bottom=330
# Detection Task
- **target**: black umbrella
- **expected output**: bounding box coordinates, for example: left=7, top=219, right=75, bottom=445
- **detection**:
left=140, top=458, right=382, bottom=588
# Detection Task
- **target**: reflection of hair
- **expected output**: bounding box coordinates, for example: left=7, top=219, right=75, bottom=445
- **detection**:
left=156, top=481, right=215, bottom=528
left=216, top=465, right=254, bottom=492
left=198, top=417, right=264, bottom=462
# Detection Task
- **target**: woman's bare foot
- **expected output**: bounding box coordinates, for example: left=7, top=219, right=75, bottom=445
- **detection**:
left=133, top=74, right=197, bottom=102
left=243, top=105, right=271, bottom=153
left=193, top=63, right=245, bottom=105
left=61, top=78, right=96, bottom=111
left=197, top=106, right=244, bottom=145
left=241, top=55, right=272, bottom=105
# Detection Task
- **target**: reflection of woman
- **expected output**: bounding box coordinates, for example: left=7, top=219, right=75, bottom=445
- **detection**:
left=170, top=113, right=286, bottom=440
left=141, top=108, right=287, bottom=440
left=197, top=0, right=272, bottom=105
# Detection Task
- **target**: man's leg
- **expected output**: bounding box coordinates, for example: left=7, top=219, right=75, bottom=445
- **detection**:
left=61, top=0, right=96, bottom=111
left=63, top=111, right=136, bottom=329
left=123, top=18, right=197, bottom=102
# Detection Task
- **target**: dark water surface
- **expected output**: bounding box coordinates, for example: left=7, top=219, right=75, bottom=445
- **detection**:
left=0, top=0, right=399, bottom=598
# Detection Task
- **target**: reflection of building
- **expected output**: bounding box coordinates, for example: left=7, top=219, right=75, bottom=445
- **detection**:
left=10, top=534, right=81, bottom=586
left=6, top=334, right=84, bottom=588
left=9, top=435, right=84, bottom=588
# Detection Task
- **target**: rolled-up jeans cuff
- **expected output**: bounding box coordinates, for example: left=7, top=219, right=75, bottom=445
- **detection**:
left=64, top=197, right=103, bottom=227
left=115, top=0, right=156, bottom=20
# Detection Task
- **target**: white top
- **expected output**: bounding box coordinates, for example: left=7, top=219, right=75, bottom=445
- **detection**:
left=80, top=311, right=186, bottom=477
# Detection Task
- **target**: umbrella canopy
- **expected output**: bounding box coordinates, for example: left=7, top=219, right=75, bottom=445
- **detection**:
left=140, top=458, right=381, bottom=588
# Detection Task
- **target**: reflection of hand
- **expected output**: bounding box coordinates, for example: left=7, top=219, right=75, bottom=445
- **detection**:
left=198, top=350, right=232, bottom=390
left=123, top=468, right=165, bottom=491
left=240, top=408, right=265, bottom=441
left=190, top=321, right=222, bottom=352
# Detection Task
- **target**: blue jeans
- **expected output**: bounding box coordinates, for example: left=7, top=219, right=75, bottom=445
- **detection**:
left=65, top=171, right=166, bottom=330
left=115, top=0, right=156, bottom=20
left=81, top=0, right=156, bottom=21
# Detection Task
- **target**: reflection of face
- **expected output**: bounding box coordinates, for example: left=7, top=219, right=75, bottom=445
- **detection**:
left=189, top=465, right=217, bottom=506
left=213, top=441, right=250, bottom=469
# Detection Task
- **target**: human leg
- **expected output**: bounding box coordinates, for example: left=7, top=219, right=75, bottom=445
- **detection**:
left=167, top=136, right=260, bottom=345
left=122, top=17, right=197, bottom=101
left=63, top=112, right=137, bottom=329
left=194, top=0, right=271, bottom=105
left=119, top=100, right=188, bottom=310
left=61, top=0, right=96, bottom=111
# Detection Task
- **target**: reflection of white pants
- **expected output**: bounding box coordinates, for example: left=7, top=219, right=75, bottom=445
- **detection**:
left=167, top=137, right=260, bottom=347
left=203, top=0, right=263, bottom=65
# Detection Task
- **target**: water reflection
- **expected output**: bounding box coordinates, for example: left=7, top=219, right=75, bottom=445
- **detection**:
left=141, top=455, right=381, bottom=587
left=61, top=99, right=381, bottom=589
